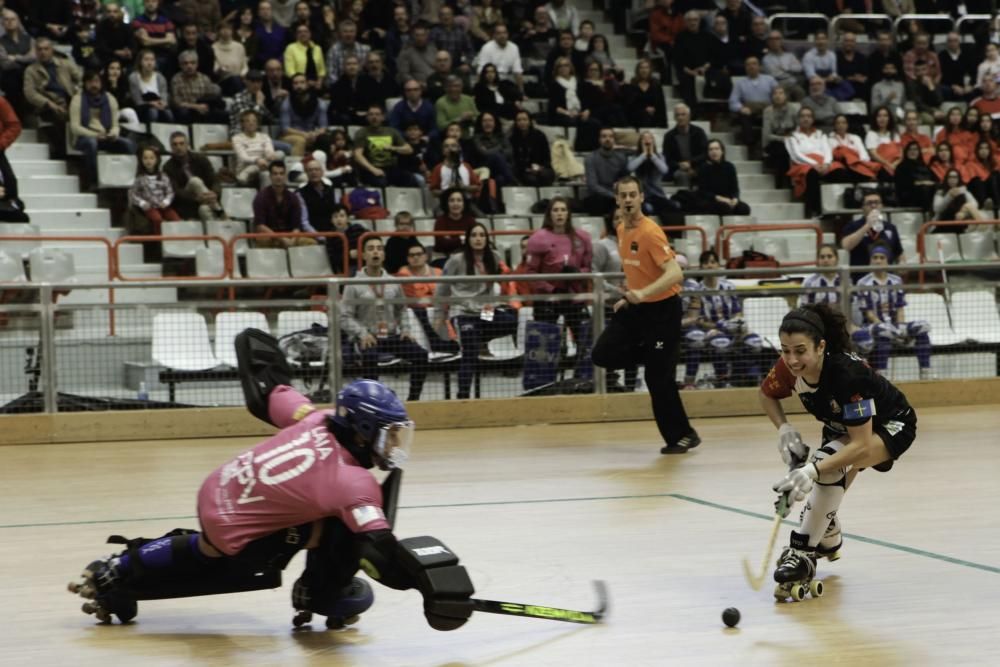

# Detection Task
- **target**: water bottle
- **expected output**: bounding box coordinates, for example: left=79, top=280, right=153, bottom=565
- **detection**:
left=137, top=381, right=149, bottom=401
left=872, top=212, right=885, bottom=234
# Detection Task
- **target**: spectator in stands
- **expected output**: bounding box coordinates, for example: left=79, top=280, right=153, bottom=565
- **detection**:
left=325, top=203, right=368, bottom=273
left=762, top=30, right=805, bottom=102
left=435, top=222, right=518, bottom=400
left=254, top=0, right=289, bottom=66
left=433, top=187, right=476, bottom=259
left=646, top=0, right=682, bottom=67
left=229, top=69, right=273, bottom=137
left=385, top=210, right=422, bottom=274
left=235, top=7, right=261, bottom=67
left=358, top=51, right=399, bottom=111
left=178, top=23, right=216, bottom=79
left=517, top=5, right=558, bottom=62
left=0, top=95, right=27, bottom=222
left=131, top=0, right=177, bottom=74
left=939, top=31, right=976, bottom=101
left=213, top=20, right=249, bottom=96
left=470, top=110, right=515, bottom=187
left=855, top=244, right=933, bottom=379
left=545, top=0, right=580, bottom=35
left=762, top=85, right=799, bottom=188
left=396, top=22, right=436, bottom=86
left=384, top=4, right=411, bottom=66
left=252, top=160, right=317, bottom=247
left=840, top=191, right=905, bottom=275
left=353, top=103, right=419, bottom=187
left=798, top=243, right=843, bottom=308
left=870, top=61, right=905, bottom=121
left=977, top=113, right=999, bottom=150
left=475, top=23, right=524, bottom=93
left=588, top=34, right=621, bottom=79
left=894, top=140, right=937, bottom=211
left=525, top=196, right=594, bottom=380
left=581, top=61, right=627, bottom=128
left=800, top=75, right=837, bottom=132
left=899, top=109, right=934, bottom=161
left=23, top=38, right=79, bottom=154
left=902, top=33, right=941, bottom=87
left=728, top=55, right=777, bottom=147
left=867, top=30, right=903, bottom=87
left=434, top=76, right=477, bottom=136
left=262, top=57, right=290, bottom=117
left=129, top=48, right=172, bottom=123
left=802, top=31, right=852, bottom=101
left=280, top=73, right=328, bottom=156
left=341, top=236, right=429, bottom=401
left=978, top=42, right=1000, bottom=86
left=431, top=5, right=474, bottom=73
left=399, top=120, right=431, bottom=186
left=828, top=114, right=879, bottom=181
left=70, top=68, right=137, bottom=192
left=971, top=77, right=1000, bottom=119
left=509, top=108, right=555, bottom=187
left=935, top=105, right=974, bottom=162
left=101, top=58, right=141, bottom=133
left=961, top=140, right=999, bottom=213
left=473, top=62, right=519, bottom=120
left=707, top=13, right=742, bottom=77
left=627, top=130, right=679, bottom=222
left=30, top=2, right=72, bottom=43
left=129, top=146, right=180, bottom=234
left=176, top=0, right=221, bottom=37
left=396, top=239, right=461, bottom=355
left=743, top=14, right=768, bottom=61
left=429, top=134, right=482, bottom=203
left=234, top=108, right=285, bottom=187
left=427, top=51, right=458, bottom=102
left=163, top=131, right=224, bottom=222
left=268, top=0, right=297, bottom=28
left=787, top=106, right=845, bottom=217
left=327, top=54, right=368, bottom=126
left=929, top=140, right=959, bottom=182
left=326, top=19, right=369, bottom=86
left=836, top=31, right=868, bottom=101
left=295, top=157, right=337, bottom=233
left=547, top=56, right=600, bottom=152
left=468, top=0, right=505, bottom=45
left=544, top=30, right=585, bottom=87
left=934, top=165, right=984, bottom=227
left=624, top=58, right=667, bottom=128
left=583, top=127, right=626, bottom=216
left=389, top=78, right=436, bottom=139
left=663, top=103, right=708, bottom=188
left=691, top=139, right=751, bottom=216
left=906, top=59, right=945, bottom=124
left=283, top=22, right=325, bottom=90
left=171, top=50, right=226, bottom=124
left=95, top=3, right=136, bottom=69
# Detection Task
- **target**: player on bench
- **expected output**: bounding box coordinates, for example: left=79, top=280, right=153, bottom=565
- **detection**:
left=67, top=328, right=475, bottom=630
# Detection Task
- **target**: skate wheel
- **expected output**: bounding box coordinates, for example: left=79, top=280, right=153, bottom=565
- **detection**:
left=773, top=584, right=788, bottom=601
left=790, top=584, right=805, bottom=601
left=325, top=614, right=360, bottom=630
left=827, top=550, right=841, bottom=562
left=68, top=581, right=81, bottom=594
left=292, top=611, right=312, bottom=628
left=115, top=600, right=138, bottom=624
left=82, top=602, right=98, bottom=616
left=810, top=580, right=824, bottom=598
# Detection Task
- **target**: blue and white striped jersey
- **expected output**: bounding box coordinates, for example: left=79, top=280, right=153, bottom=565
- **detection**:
left=798, top=273, right=841, bottom=306
left=697, top=278, right=742, bottom=321
left=856, top=272, right=906, bottom=322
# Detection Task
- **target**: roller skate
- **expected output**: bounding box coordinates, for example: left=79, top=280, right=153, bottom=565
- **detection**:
left=67, top=557, right=138, bottom=624
left=816, top=516, right=842, bottom=562
left=291, top=576, right=374, bottom=630
left=773, top=547, right=824, bottom=602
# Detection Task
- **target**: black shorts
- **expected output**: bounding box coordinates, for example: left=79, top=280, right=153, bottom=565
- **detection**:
left=199, top=520, right=314, bottom=573
left=820, top=407, right=917, bottom=472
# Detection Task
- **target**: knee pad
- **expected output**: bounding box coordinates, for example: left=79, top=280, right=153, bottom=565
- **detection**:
left=719, top=318, right=746, bottom=335
left=809, top=443, right=847, bottom=486
left=872, top=322, right=896, bottom=340
left=906, top=320, right=930, bottom=336
left=292, top=574, right=374, bottom=619
left=685, top=329, right=706, bottom=348
left=743, top=333, right=763, bottom=351
left=708, top=334, right=733, bottom=351
left=852, top=329, right=874, bottom=353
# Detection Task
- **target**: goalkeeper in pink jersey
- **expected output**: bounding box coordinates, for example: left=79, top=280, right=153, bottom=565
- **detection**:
left=68, top=329, right=474, bottom=631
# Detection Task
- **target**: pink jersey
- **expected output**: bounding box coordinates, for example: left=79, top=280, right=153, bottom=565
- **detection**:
left=524, top=227, right=593, bottom=294
left=197, top=408, right=390, bottom=556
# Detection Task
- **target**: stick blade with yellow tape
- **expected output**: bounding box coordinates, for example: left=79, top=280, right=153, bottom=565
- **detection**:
left=471, top=580, right=609, bottom=624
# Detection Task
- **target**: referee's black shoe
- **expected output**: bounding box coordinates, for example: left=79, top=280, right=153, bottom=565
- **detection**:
left=660, top=430, right=702, bottom=455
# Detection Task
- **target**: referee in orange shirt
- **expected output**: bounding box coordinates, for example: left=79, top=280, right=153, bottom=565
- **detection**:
left=592, top=175, right=700, bottom=454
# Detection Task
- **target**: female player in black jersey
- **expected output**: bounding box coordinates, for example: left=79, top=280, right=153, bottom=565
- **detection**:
left=758, top=303, right=918, bottom=599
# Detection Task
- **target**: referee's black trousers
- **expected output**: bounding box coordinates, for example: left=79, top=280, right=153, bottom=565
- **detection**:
left=592, top=295, right=693, bottom=447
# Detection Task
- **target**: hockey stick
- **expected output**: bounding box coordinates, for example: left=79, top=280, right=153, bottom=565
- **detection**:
left=742, top=492, right=790, bottom=591
left=472, top=580, right=608, bottom=624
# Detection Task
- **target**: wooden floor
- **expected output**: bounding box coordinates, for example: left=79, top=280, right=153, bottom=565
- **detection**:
left=2, top=405, right=998, bottom=666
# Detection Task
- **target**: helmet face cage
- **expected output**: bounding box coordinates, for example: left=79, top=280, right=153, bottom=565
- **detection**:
left=373, top=421, right=415, bottom=470
left=334, top=380, right=412, bottom=468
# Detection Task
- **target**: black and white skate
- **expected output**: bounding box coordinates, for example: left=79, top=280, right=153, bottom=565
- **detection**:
left=67, top=558, right=138, bottom=624
left=816, top=516, right=842, bottom=562
left=773, top=547, right=824, bottom=602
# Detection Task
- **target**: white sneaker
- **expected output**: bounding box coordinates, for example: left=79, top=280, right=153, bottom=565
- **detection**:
left=919, top=368, right=936, bottom=380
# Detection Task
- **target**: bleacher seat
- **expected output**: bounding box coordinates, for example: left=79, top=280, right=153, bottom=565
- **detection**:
left=385, top=187, right=427, bottom=217
left=958, top=229, right=998, bottom=261
left=574, top=216, right=604, bottom=242
left=28, top=247, right=76, bottom=283
left=213, top=311, right=269, bottom=367
left=161, top=220, right=206, bottom=258
left=221, top=188, right=257, bottom=220
left=150, top=123, right=190, bottom=150
left=277, top=310, right=329, bottom=337
left=820, top=183, right=854, bottom=214
left=785, top=232, right=820, bottom=263
left=757, top=237, right=790, bottom=263
left=835, top=101, right=868, bottom=116
left=535, top=125, right=565, bottom=144
left=502, top=187, right=538, bottom=215
left=905, top=293, right=962, bottom=346
left=246, top=248, right=290, bottom=278
left=206, top=219, right=249, bottom=257
left=743, top=297, right=791, bottom=349
left=951, top=289, right=1000, bottom=343
left=288, top=244, right=333, bottom=277
left=925, top=233, right=963, bottom=262
left=673, top=236, right=704, bottom=260
left=192, top=124, right=230, bottom=151
left=890, top=211, right=924, bottom=238
left=492, top=216, right=533, bottom=232
left=538, top=185, right=576, bottom=201
left=0, top=223, right=41, bottom=259
left=97, top=154, right=138, bottom=188
left=0, top=248, right=25, bottom=282
left=721, top=215, right=756, bottom=227
left=151, top=312, right=220, bottom=371
left=195, top=245, right=232, bottom=277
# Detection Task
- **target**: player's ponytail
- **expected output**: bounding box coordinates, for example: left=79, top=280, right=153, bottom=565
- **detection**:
left=779, top=303, right=853, bottom=354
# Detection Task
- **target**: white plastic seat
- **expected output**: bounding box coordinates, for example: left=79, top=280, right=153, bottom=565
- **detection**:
left=785, top=232, right=821, bottom=263
left=673, top=236, right=705, bottom=262
left=958, top=229, right=999, bottom=261
left=501, top=186, right=538, bottom=215
left=221, top=188, right=257, bottom=220
left=161, top=220, right=206, bottom=258
left=245, top=248, right=290, bottom=278
left=951, top=289, right=1000, bottom=343
left=905, top=293, right=962, bottom=346
left=492, top=216, right=533, bottom=232
left=925, top=233, right=963, bottom=262
left=288, top=244, right=333, bottom=277
left=206, top=219, right=249, bottom=257
left=194, top=245, right=235, bottom=277
left=684, top=215, right=721, bottom=249
left=213, top=311, right=270, bottom=367
left=97, top=154, right=138, bottom=188
left=27, top=247, right=76, bottom=283
left=835, top=100, right=868, bottom=116
left=151, top=312, right=220, bottom=371
left=573, top=216, right=604, bottom=242
left=0, top=249, right=26, bottom=281
left=757, top=237, right=790, bottom=263
left=0, top=223, right=41, bottom=259
left=384, top=187, right=427, bottom=217
left=149, top=123, right=190, bottom=151
left=538, top=185, right=577, bottom=201
left=191, top=124, right=230, bottom=150
left=743, top=297, right=791, bottom=349
left=820, top=183, right=853, bottom=213
left=721, top=215, right=756, bottom=227
left=890, top=211, right=925, bottom=238
left=277, top=310, right=329, bottom=337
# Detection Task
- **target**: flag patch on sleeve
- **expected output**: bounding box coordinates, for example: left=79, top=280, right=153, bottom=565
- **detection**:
left=351, top=505, right=385, bottom=527
left=844, top=398, right=876, bottom=420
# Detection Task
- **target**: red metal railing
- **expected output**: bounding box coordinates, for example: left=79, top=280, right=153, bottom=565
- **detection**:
left=354, top=229, right=532, bottom=270
left=113, top=235, right=231, bottom=280
left=663, top=225, right=710, bottom=253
